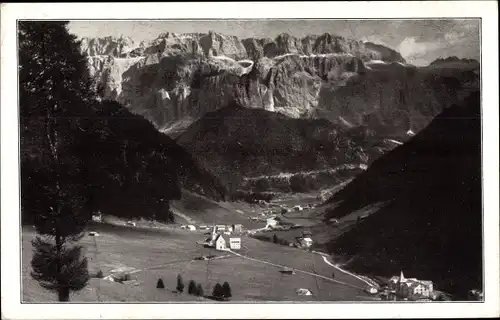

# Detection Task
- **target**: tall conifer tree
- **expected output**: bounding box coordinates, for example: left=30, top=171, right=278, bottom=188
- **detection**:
left=19, top=21, right=95, bottom=301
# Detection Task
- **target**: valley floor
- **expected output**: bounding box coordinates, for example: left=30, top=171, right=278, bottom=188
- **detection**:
left=22, top=222, right=373, bottom=302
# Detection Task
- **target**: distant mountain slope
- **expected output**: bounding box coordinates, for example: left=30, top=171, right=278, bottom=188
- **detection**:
left=429, top=56, right=480, bottom=68
left=176, top=103, right=392, bottom=193
left=324, top=91, right=482, bottom=298
left=21, top=100, right=227, bottom=224
left=364, top=42, right=406, bottom=63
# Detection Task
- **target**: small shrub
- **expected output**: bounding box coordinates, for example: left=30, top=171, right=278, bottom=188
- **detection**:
left=212, top=283, right=223, bottom=299
left=176, top=274, right=185, bottom=293
left=95, top=270, right=104, bottom=279
left=156, top=278, right=165, bottom=289
left=255, top=178, right=271, bottom=192
left=188, top=280, right=197, bottom=295
left=290, top=175, right=307, bottom=193
left=196, top=284, right=204, bottom=297
left=222, top=281, right=232, bottom=299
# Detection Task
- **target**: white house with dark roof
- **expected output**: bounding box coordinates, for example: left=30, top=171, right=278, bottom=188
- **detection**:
left=214, top=234, right=241, bottom=251
left=215, top=234, right=228, bottom=251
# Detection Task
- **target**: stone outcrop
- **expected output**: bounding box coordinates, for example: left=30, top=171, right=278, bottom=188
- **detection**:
left=80, top=36, right=137, bottom=58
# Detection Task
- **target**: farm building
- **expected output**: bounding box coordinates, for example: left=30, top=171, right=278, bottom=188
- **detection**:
left=215, top=235, right=228, bottom=251
left=365, top=286, right=378, bottom=294
left=187, top=225, right=196, bottom=231
left=229, top=237, right=241, bottom=249
left=296, top=288, right=312, bottom=296
left=214, top=235, right=242, bottom=251
left=216, top=225, right=226, bottom=232
left=92, top=212, right=102, bottom=222
left=232, top=224, right=243, bottom=233
left=280, top=267, right=295, bottom=275
left=299, top=237, right=313, bottom=248
left=388, top=271, right=434, bottom=299
left=266, top=217, right=279, bottom=229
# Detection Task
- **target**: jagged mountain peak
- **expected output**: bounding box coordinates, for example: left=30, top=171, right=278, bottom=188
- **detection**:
left=79, top=30, right=406, bottom=62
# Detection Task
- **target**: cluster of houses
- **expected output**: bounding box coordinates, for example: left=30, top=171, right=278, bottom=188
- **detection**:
left=257, top=201, right=314, bottom=213
left=296, top=230, right=314, bottom=249
left=181, top=223, right=244, bottom=234
left=200, top=225, right=243, bottom=251
left=381, top=271, right=435, bottom=301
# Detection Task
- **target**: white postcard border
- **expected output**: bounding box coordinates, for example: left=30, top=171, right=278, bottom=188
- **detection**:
left=2, top=1, right=498, bottom=319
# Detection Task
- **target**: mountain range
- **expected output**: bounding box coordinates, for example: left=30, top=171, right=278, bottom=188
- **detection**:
left=78, top=31, right=479, bottom=194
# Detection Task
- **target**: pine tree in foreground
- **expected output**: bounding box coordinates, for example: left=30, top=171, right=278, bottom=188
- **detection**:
left=196, top=284, right=204, bottom=297
left=156, top=278, right=165, bottom=289
left=188, top=280, right=197, bottom=295
left=176, top=274, right=185, bottom=293
left=20, top=21, right=96, bottom=302
left=212, top=283, right=223, bottom=300
left=222, top=281, right=232, bottom=300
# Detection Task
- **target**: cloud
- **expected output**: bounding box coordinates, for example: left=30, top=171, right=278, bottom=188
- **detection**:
left=397, top=37, right=440, bottom=59
left=444, top=31, right=466, bottom=45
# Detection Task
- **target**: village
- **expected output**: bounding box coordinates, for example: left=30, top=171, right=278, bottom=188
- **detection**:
left=175, top=201, right=319, bottom=252
left=172, top=201, right=462, bottom=302
left=84, top=199, right=460, bottom=302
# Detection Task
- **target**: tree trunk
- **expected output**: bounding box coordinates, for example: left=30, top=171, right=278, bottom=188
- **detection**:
left=58, top=286, right=70, bottom=302
left=55, top=232, right=69, bottom=302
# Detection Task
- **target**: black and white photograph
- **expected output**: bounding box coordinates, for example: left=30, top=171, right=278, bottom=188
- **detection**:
left=1, top=2, right=499, bottom=319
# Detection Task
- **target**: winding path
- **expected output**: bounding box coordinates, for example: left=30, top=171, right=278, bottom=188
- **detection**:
left=170, top=208, right=196, bottom=224
left=320, top=255, right=378, bottom=288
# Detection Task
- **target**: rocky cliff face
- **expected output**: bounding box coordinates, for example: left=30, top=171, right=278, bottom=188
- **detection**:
left=80, top=36, right=139, bottom=57
left=242, top=33, right=406, bottom=62
left=81, top=31, right=479, bottom=139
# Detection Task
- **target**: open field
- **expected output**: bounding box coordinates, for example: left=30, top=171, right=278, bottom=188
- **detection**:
left=170, top=190, right=266, bottom=228
left=22, top=223, right=372, bottom=302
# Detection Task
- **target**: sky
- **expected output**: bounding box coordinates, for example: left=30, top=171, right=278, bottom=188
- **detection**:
left=67, top=19, right=480, bottom=66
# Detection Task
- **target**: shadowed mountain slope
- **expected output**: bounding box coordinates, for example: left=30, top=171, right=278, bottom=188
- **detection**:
left=324, top=91, right=482, bottom=298
left=176, top=103, right=391, bottom=193
left=21, top=100, right=228, bottom=224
